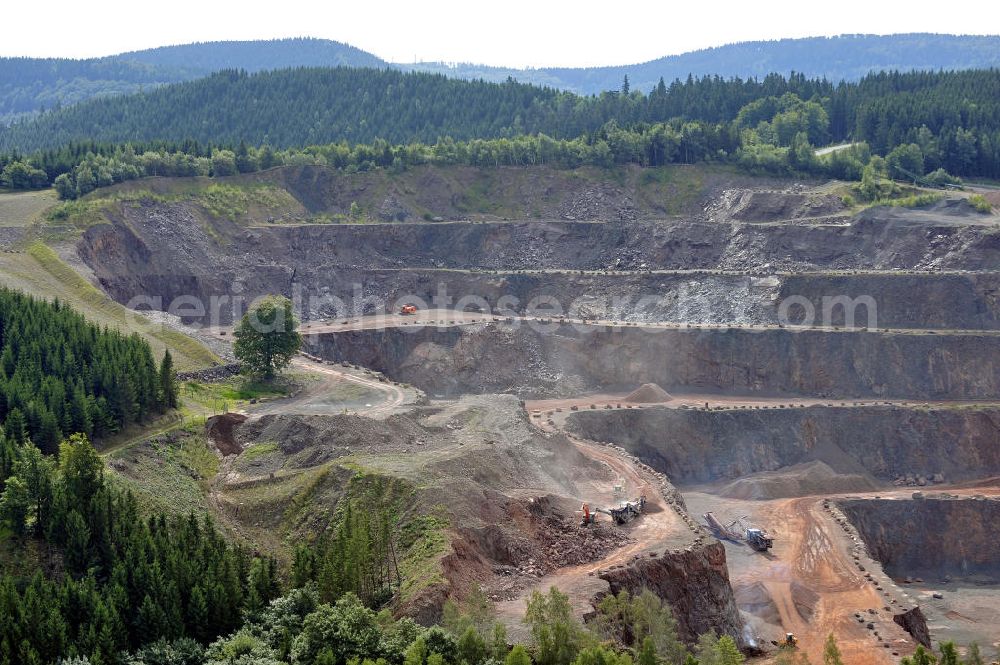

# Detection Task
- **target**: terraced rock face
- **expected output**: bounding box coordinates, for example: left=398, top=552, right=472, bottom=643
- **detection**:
left=306, top=323, right=1000, bottom=400
left=564, top=405, right=1000, bottom=484
left=75, top=188, right=1000, bottom=325
left=839, top=496, right=1000, bottom=582
left=66, top=168, right=1000, bottom=654
left=776, top=272, right=1000, bottom=330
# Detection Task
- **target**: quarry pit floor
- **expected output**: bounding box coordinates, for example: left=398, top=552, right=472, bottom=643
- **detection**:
left=684, top=485, right=1000, bottom=664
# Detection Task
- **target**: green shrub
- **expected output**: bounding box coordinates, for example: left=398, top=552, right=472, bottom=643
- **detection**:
left=968, top=194, right=993, bottom=213
left=879, top=193, right=942, bottom=208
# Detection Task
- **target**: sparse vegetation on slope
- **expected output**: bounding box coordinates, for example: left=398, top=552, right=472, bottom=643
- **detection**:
left=0, top=189, right=56, bottom=226
left=19, top=242, right=219, bottom=370
left=968, top=193, right=994, bottom=213
left=45, top=180, right=300, bottom=226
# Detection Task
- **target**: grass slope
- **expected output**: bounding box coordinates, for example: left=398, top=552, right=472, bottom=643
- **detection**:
left=45, top=180, right=303, bottom=229
left=0, top=189, right=58, bottom=226
left=107, top=424, right=219, bottom=518
left=0, top=242, right=219, bottom=370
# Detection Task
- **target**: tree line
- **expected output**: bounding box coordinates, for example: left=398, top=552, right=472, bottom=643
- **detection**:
left=0, top=289, right=178, bottom=451
left=29, top=125, right=972, bottom=205
left=2, top=67, right=1000, bottom=189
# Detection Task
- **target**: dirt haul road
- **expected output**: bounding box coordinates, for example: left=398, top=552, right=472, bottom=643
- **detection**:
left=524, top=394, right=1000, bottom=422
left=248, top=356, right=409, bottom=418
left=495, top=434, right=694, bottom=642
left=209, top=309, right=1000, bottom=338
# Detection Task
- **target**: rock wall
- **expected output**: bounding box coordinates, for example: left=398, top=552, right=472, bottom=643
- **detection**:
left=839, top=496, right=1000, bottom=582
left=288, top=268, right=1000, bottom=331
left=305, top=323, right=1000, bottom=400
left=600, top=541, right=748, bottom=648
left=565, top=406, right=1000, bottom=483
left=778, top=272, right=1000, bottom=330
left=75, top=196, right=1000, bottom=325
left=176, top=363, right=242, bottom=382
left=85, top=201, right=1000, bottom=276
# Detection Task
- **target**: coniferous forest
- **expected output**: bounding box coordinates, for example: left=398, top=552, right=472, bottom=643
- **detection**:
left=2, top=67, right=1000, bottom=193
left=0, top=289, right=175, bottom=452
left=0, top=431, right=279, bottom=665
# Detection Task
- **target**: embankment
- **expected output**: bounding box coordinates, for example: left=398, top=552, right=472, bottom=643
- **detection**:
left=305, top=323, right=1000, bottom=400
left=565, top=405, right=1000, bottom=484
left=839, top=495, right=1000, bottom=582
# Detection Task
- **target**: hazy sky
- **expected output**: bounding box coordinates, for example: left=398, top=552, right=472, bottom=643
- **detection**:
left=3, top=0, right=998, bottom=67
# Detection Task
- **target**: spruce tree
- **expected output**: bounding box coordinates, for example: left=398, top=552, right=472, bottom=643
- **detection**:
left=158, top=350, right=178, bottom=409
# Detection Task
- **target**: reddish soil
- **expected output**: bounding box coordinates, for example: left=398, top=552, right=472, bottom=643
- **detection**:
left=495, top=435, right=695, bottom=641
left=686, top=484, right=1000, bottom=664
left=686, top=492, right=914, bottom=665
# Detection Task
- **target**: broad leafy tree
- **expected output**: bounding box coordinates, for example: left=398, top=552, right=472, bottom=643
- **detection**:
left=233, top=296, right=302, bottom=379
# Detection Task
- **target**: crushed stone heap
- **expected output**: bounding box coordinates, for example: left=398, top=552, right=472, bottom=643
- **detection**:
left=625, top=382, right=674, bottom=403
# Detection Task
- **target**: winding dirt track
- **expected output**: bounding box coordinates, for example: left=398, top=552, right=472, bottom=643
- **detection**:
left=249, top=356, right=407, bottom=418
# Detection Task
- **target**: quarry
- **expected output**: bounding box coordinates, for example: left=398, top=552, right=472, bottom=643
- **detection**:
left=16, top=164, right=1000, bottom=663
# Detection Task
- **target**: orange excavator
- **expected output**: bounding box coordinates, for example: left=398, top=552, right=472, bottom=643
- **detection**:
left=400, top=304, right=418, bottom=315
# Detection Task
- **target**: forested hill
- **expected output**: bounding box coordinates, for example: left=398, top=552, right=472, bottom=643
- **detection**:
left=3, top=34, right=1000, bottom=123
left=117, top=37, right=386, bottom=73
left=420, top=34, right=1000, bottom=94
left=0, top=58, right=188, bottom=122
left=0, top=68, right=576, bottom=150
left=0, top=37, right=385, bottom=122
left=4, top=66, right=1000, bottom=177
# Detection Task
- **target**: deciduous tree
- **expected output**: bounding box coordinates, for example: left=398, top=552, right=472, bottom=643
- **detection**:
left=234, top=296, right=301, bottom=380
